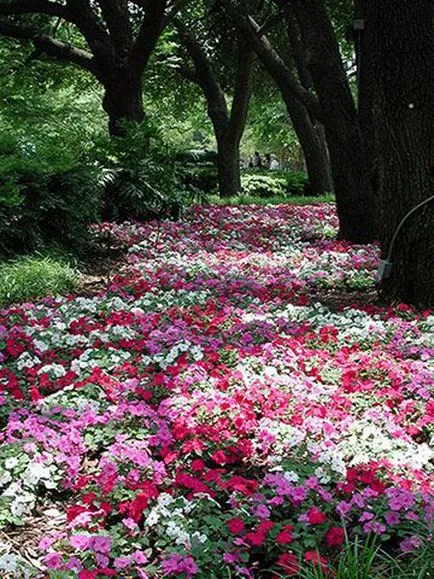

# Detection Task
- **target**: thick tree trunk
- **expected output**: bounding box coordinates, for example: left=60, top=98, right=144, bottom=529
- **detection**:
left=290, top=0, right=378, bottom=243
left=102, top=73, right=144, bottom=137
left=363, top=0, right=434, bottom=306
left=216, top=134, right=241, bottom=198
left=282, top=86, right=333, bottom=195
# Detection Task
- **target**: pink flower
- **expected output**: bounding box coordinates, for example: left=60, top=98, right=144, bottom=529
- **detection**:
left=133, top=550, right=148, bottom=565
left=70, top=535, right=91, bottom=550
left=114, top=556, right=131, bottom=569
left=44, top=553, right=62, bottom=569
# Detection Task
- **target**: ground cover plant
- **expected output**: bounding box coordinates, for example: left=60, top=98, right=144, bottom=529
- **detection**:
left=0, top=203, right=433, bottom=578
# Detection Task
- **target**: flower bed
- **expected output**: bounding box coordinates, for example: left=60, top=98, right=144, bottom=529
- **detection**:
left=0, top=204, right=433, bottom=578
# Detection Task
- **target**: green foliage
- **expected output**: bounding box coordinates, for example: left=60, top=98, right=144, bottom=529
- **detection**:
left=0, top=140, right=102, bottom=256
left=0, top=54, right=104, bottom=257
left=94, top=121, right=188, bottom=221
left=241, top=169, right=309, bottom=198
left=207, top=194, right=335, bottom=206
left=292, top=533, right=434, bottom=579
left=0, top=254, right=77, bottom=306
left=241, top=172, right=287, bottom=198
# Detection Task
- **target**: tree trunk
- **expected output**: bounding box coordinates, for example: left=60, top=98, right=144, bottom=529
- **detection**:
left=363, top=0, right=434, bottom=306
left=102, top=72, right=144, bottom=137
left=290, top=0, right=378, bottom=243
left=216, top=134, right=241, bottom=198
left=281, top=87, right=333, bottom=196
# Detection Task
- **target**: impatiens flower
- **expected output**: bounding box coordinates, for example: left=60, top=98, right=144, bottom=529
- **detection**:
left=44, top=553, right=62, bottom=569
left=69, top=535, right=91, bottom=550
left=0, top=205, right=432, bottom=577
left=161, top=553, right=199, bottom=577
left=227, top=517, right=245, bottom=534
left=385, top=512, right=400, bottom=525
left=304, top=550, right=328, bottom=570
left=307, top=507, right=327, bottom=525
left=122, top=517, right=139, bottom=531
left=277, top=552, right=299, bottom=575
left=400, top=535, right=423, bottom=553
left=90, top=535, right=111, bottom=554
left=133, top=550, right=148, bottom=565
left=114, top=556, right=131, bottom=569
left=277, top=525, right=294, bottom=545
left=325, top=526, right=345, bottom=547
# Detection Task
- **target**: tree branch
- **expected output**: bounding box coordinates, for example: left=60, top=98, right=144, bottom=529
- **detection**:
left=65, top=0, right=113, bottom=64
left=0, top=20, right=102, bottom=78
left=227, top=7, right=321, bottom=119
left=96, top=0, right=132, bottom=60
left=0, top=0, right=70, bottom=19
left=228, top=38, right=254, bottom=143
left=175, top=18, right=229, bottom=136
left=128, top=0, right=168, bottom=77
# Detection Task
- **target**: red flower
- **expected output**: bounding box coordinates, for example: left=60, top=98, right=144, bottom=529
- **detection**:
left=325, top=526, right=345, bottom=547
left=227, top=517, right=245, bottom=534
left=304, top=551, right=328, bottom=571
left=211, top=450, right=228, bottom=465
left=191, top=459, right=205, bottom=472
left=277, top=553, right=299, bottom=576
left=30, top=386, right=42, bottom=402
left=277, top=525, right=294, bottom=545
left=307, top=507, right=327, bottom=525
left=245, top=520, right=274, bottom=546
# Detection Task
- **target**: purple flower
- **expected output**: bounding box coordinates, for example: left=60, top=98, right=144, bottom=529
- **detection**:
left=254, top=504, right=270, bottom=519
left=385, top=511, right=400, bottom=525
left=359, top=511, right=374, bottom=523
left=114, top=556, right=132, bottom=569
left=387, top=488, right=415, bottom=512
left=400, top=535, right=423, bottom=553
left=90, top=535, right=112, bottom=554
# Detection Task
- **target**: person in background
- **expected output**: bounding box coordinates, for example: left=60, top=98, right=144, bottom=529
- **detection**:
left=270, top=156, right=280, bottom=170
left=253, top=151, right=262, bottom=168
left=264, top=154, right=271, bottom=169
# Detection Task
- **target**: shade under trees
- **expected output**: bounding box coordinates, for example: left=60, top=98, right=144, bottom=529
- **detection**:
left=0, top=0, right=432, bottom=306
left=0, top=0, right=185, bottom=135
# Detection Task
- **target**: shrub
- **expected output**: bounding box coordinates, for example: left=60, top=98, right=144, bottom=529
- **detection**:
left=242, top=169, right=309, bottom=197
left=95, top=121, right=187, bottom=221
left=0, top=255, right=77, bottom=306
left=241, top=173, right=287, bottom=198
left=181, top=164, right=217, bottom=197
left=0, top=134, right=101, bottom=257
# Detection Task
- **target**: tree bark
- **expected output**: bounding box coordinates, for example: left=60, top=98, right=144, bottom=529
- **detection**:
left=287, top=0, right=378, bottom=243
left=176, top=22, right=253, bottom=198
left=102, top=73, right=145, bottom=137
left=216, top=134, right=241, bottom=198
left=230, top=12, right=332, bottom=196
left=281, top=85, right=332, bottom=195
left=363, top=0, right=434, bottom=306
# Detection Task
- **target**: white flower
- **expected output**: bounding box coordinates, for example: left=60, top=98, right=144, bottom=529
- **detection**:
left=4, top=457, right=19, bottom=470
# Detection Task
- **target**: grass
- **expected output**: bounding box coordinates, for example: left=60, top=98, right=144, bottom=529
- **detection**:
left=291, top=534, right=434, bottom=579
left=207, top=193, right=335, bottom=206
left=0, top=253, right=78, bottom=307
